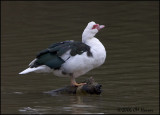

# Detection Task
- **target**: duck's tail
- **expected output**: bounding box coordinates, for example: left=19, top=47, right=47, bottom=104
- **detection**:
left=19, top=68, right=38, bottom=74
left=19, top=65, right=52, bottom=74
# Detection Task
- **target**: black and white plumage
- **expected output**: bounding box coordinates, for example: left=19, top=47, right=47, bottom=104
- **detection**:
left=19, top=21, right=106, bottom=86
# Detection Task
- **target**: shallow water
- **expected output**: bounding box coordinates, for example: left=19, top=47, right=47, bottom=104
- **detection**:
left=1, top=1, right=159, bottom=114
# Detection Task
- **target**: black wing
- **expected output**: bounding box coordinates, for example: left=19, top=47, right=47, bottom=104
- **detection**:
left=30, top=40, right=92, bottom=69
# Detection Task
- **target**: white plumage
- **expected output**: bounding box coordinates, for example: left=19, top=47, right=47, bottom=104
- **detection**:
left=19, top=21, right=106, bottom=86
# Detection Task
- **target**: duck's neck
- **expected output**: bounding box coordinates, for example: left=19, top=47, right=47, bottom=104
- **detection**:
left=83, top=37, right=102, bottom=47
left=82, top=29, right=96, bottom=43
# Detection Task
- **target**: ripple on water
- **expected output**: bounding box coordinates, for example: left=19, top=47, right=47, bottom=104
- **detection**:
left=19, top=106, right=53, bottom=114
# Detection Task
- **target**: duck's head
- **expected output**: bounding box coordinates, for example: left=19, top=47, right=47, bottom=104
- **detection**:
left=82, top=21, right=105, bottom=42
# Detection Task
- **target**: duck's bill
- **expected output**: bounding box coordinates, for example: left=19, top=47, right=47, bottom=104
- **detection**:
left=98, top=25, right=105, bottom=30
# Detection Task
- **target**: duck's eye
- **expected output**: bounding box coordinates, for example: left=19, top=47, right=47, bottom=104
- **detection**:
left=92, top=24, right=98, bottom=29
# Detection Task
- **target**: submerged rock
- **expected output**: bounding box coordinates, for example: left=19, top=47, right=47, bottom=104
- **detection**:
left=44, top=77, right=102, bottom=95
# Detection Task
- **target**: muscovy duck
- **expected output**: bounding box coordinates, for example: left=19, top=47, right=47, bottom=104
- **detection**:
left=19, top=21, right=106, bottom=86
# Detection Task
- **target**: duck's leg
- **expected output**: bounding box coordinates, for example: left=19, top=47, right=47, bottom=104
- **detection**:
left=70, top=76, right=86, bottom=86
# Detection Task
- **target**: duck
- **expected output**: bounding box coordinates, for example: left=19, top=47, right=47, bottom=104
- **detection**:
left=19, top=21, right=106, bottom=86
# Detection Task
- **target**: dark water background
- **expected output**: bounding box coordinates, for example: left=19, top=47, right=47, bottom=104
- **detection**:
left=1, top=1, right=159, bottom=114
